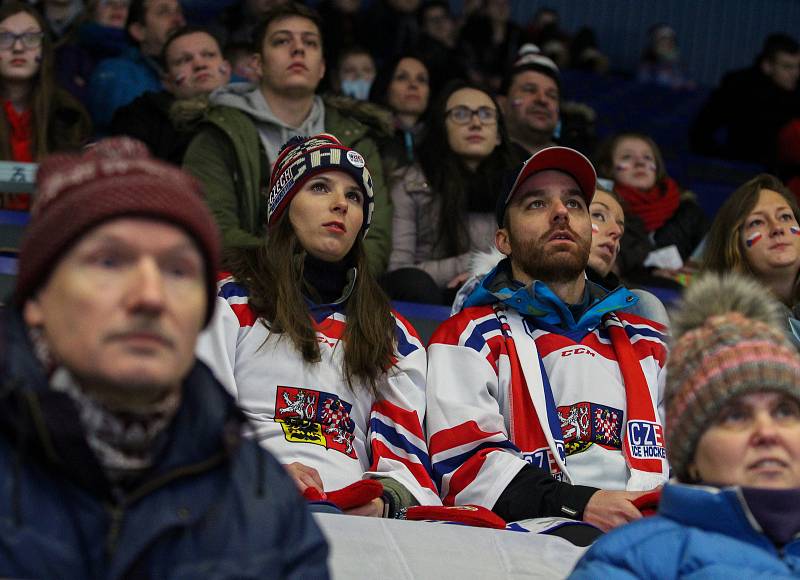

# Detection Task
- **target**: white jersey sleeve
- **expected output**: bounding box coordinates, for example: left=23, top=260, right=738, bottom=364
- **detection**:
left=363, top=312, right=442, bottom=506
left=426, top=307, right=528, bottom=509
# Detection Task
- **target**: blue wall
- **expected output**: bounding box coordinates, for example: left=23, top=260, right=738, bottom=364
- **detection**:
left=450, top=0, right=800, bottom=87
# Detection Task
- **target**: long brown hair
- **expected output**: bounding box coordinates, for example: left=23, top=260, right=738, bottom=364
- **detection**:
left=225, top=213, right=396, bottom=398
left=0, top=2, right=55, bottom=161
left=702, top=173, right=800, bottom=303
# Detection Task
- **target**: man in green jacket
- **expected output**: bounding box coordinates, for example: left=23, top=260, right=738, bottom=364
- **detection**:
left=183, top=2, right=392, bottom=275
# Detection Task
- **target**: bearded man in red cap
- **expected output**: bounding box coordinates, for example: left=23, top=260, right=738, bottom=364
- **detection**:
left=426, top=147, right=669, bottom=540
left=0, top=137, right=328, bottom=578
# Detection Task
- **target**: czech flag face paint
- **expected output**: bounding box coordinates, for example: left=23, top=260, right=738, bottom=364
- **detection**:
left=591, top=223, right=599, bottom=234
left=746, top=231, right=763, bottom=248
left=791, top=226, right=800, bottom=236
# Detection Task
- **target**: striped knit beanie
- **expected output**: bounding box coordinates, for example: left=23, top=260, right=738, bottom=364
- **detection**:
left=665, top=272, right=800, bottom=482
left=267, top=133, right=374, bottom=237
left=15, top=137, right=221, bottom=326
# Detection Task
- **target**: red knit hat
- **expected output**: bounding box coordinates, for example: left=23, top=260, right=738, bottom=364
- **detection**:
left=15, top=137, right=221, bottom=325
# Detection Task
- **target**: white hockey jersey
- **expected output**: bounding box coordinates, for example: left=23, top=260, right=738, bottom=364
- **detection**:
left=427, top=291, right=668, bottom=509
left=197, top=274, right=441, bottom=506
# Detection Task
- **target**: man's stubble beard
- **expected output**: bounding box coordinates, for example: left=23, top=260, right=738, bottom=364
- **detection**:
left=509, top=225, right=591, bottom=284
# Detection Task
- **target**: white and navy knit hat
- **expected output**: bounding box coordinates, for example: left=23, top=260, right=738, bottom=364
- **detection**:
left=267, top=133, right=375, bottom=237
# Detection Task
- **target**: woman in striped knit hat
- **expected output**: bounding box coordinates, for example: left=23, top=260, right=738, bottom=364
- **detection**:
left=197, top=133, right=441, bottom=518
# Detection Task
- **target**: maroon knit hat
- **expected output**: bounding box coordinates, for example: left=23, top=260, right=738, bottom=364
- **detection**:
left=15, top=137, right=221, bottom=325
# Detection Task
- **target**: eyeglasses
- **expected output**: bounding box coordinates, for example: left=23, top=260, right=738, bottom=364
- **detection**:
left=0, top=31, right=44, bottom=50
left=445, top=105, right=498, bottom=125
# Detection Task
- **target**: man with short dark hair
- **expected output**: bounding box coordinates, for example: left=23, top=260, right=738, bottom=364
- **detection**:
left=110, top=25, right=231, bottom=164
left=88, top=0, right=185, bottom=133
left=426, top=147, right=668, bottom=535
left=500, top=45, right=561, bottom=157
left=691, top=33, right=800, bottom=164
left=0, top=137, right=328, bottom=577
left=183, top=2, right=392, bottom=274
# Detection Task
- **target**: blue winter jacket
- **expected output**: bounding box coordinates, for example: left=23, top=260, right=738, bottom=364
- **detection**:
left=0, top=308, right=330, bottom=579
left=87, top=47, right=163, bottom=135
left=570, top=483, right=800, bottom=578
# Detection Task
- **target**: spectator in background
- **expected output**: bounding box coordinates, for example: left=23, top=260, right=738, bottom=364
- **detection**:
left=572, top=273, right=800, bottom=578
left=183, top=2, right=393, bottom=275
left=690, top=33, right=800, bottom=165
left=568, top=27, right=608, bottom=74
left=224, top=41, right=260, bottom=82
left=524, top=6, right=559, bottom=47
left=317, top=0, right=367, bottom=74
left=197, top=134, right=441, bottom=518
left=638, top=24, right=693, bottom=90
left=385, top=80, right=518, bottom=304
left=363, top=0, right=421, bottom=66
left=525, top=7, right=570, bottom=70
left=87, top=0, right=185, bottom=134
left=0, top=2, right=91, bottom=210
left=1, top=137, right=328, bottom=577
left=595, top=132, right=708, bottom=286
left=39, top=0, right=84, bottom=46
left=499, top=44, right=560, bottom=158
left=587, top=185, right=669, bottom=327
left=211, top=0, right=287, bottom=47
left=459, top=0, right=523, bottom=92
left=110, top=26, right=231, bottom=165
left=703, top=174, right=800, bottom=349
left=416, top=1, right=464, bottom=94
left=330, top=46, right=375, bottom=101
left=56, top=0, right=131, bottom=105
left=369, top=54, right=430, bottom=177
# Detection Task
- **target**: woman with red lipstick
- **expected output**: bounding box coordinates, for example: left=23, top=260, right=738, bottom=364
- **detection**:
left=385, top=79, right=519, bottom=304
left=703, top=174, right=800, bottom=348
left=573, top=273, right=800, bottom=578
left=198, top=134, right=441, bottom=518
left=594, top=132, right=707, bottom=286
left=0, top=2, right=90, bottom=210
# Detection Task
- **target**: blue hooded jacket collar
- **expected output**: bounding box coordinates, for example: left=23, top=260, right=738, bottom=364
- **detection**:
left=463, top=258, right=639, bottom=336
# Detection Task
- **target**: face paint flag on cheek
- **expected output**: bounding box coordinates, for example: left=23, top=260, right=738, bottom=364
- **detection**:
left=173, top=73, right=187, bottom=86
left=791, top=226, right=800, bottom=236
left=746, top=231, right=763, bottom=248
left=591, top=223, right=600, bottom=234
left=615, top=162, right=632, bottom=172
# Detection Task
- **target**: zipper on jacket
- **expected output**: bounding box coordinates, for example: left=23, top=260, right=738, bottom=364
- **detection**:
left=105, top=502, right=125, bottom=559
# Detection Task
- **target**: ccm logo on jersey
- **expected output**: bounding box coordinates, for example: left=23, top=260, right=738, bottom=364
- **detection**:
left=561, top=347, right=596, bottom=358
left=627, top=421, right=666, bottom=459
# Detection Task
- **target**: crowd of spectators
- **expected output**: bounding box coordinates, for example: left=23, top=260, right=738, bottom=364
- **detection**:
left=2, top=0, right=800, bottom=576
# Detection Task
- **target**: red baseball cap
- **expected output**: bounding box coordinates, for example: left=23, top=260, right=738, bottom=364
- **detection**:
left=496, top=146, right=597, bottom=226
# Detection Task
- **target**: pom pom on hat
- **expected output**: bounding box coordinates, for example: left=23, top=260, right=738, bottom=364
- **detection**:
left=665, top=273, right=800, bottom=482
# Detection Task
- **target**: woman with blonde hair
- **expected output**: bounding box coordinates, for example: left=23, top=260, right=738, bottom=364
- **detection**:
left=703, top=173, right=800, bottom=346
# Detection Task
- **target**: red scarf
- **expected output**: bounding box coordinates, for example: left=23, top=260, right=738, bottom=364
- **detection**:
left=503, top=307, right=668, bottom=488
left=2, top=100, right=33, bottom=211
left=615, top=177, right=681, bottom=233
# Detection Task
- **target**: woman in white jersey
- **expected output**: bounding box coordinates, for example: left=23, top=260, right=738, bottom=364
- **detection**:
left=198, top=133, right=440, bottom=517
